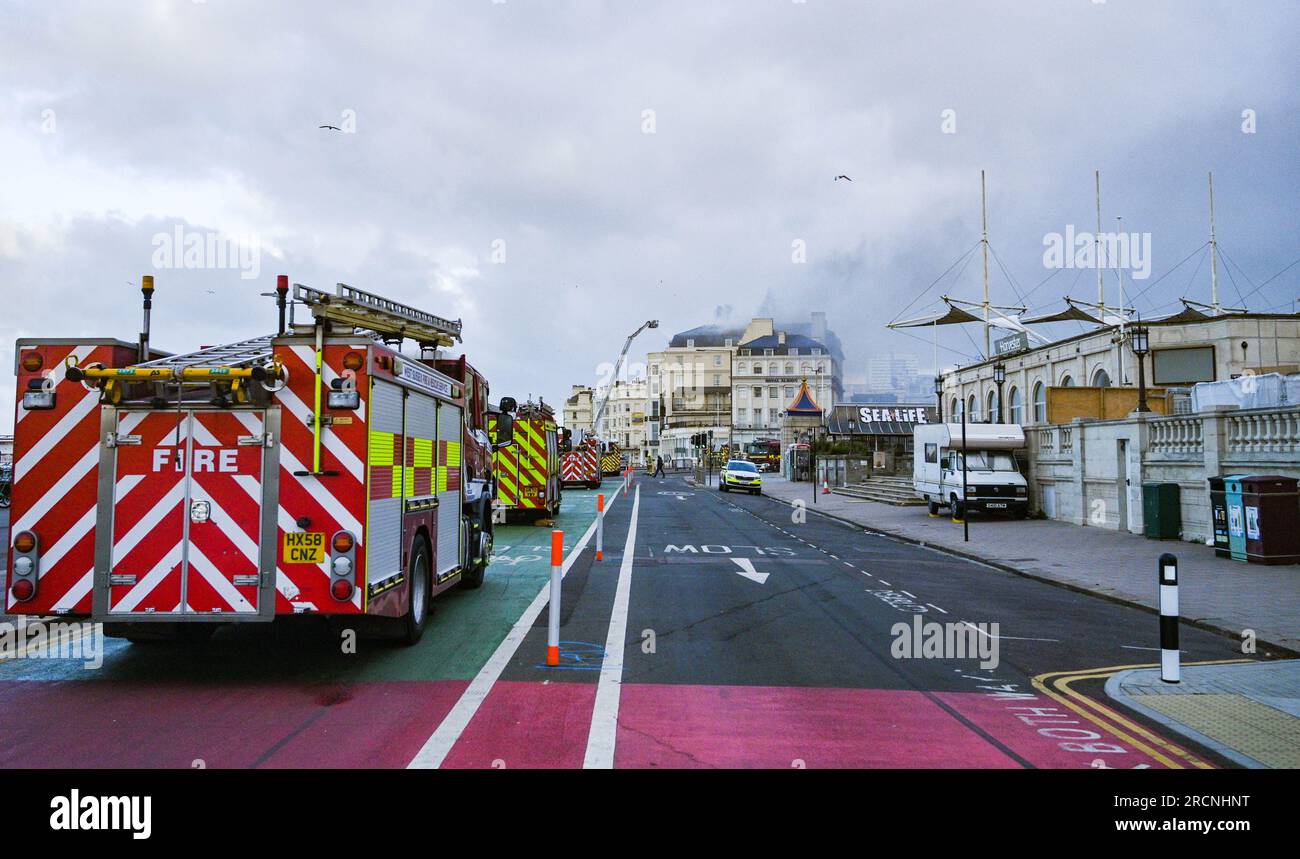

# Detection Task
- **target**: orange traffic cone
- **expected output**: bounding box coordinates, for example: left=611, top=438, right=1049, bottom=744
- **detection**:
left=822, top=479, right=830, bottom=495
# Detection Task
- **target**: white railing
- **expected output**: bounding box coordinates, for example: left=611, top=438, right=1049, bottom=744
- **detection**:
left=1149, top=416, right=1204, bottom=456
left=1227, top=409, right=1300, bottom=454
left=1037, top=428, right=1054, bottom=453
left=1059, top=426, right=1073, bottom=454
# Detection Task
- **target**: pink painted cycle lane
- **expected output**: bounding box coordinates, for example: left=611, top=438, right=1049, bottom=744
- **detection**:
left=0, top=678, right=468, bottom=768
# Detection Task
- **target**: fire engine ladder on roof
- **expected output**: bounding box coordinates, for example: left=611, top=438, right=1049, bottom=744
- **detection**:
left=293, top=282, right=462, bottom=348
left=66, top=335, right=280, bottom=391
left=132, top=335, right=276, bottom=375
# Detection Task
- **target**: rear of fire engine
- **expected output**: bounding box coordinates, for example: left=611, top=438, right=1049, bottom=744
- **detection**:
left=559, top=429, right=602, bottom=489
left=488, top=400, right=561, bottom=522
left=6, top=276, right=516, bottom=645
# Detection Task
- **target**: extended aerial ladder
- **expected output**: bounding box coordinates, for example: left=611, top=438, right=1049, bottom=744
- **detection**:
left=591, top=318, right=658, bottom=430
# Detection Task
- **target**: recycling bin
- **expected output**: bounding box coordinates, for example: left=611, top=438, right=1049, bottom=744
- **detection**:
left=1207, top=476, right=1230, bottom=558
left=1142, top=482, right=1181, bottom=540
left=1223, top=475, right=1252, bottom=562
left=1239, top=475, right=1300, bottom=565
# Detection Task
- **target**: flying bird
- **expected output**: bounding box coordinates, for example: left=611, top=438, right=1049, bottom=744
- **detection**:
left=834, top=175, right=852, bottom=182
left=319, top=124, right=341, bottom=131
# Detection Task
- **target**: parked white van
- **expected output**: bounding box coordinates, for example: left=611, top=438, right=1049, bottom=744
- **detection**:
left=913, top=424, right=1028, bottom=519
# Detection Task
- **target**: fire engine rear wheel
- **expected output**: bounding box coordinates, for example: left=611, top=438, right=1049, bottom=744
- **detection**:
left=460, top=509, right=490, bottom=590
left=928, top=501, right=941, bottom=516
left=401, top=539, right=431, bottom=645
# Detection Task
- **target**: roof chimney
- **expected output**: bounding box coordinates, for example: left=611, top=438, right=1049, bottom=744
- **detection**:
left=778, top=331, right=786, bottom=345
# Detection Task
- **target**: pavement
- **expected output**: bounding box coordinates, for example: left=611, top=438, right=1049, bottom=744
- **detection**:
left=1106, top=660, right=1300, bottom=769
left=753, top=475, right=1300, bottom=655
left=0, top=477, right=1290, bottom=768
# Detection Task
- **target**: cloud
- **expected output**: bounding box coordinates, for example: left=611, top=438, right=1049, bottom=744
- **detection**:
left=1, top=0, right=1297, bottom=427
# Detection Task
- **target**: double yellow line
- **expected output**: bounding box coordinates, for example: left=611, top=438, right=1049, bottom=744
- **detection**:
left=1032, top=660, right=1251, bottom=769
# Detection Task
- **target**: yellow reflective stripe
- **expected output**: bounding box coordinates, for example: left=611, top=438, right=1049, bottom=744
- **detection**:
left=370, top=430, right=395, bottom=466
left=446, top=440, right=461, bottom=467
left=413, top=438, right=434, bottom=468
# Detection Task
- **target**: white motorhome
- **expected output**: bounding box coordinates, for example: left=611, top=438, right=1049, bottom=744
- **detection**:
left=913, top=424, right=1028, bottom=518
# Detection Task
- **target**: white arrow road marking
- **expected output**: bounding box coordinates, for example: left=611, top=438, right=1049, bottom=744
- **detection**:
left=730, top=558, right=769, bottom=584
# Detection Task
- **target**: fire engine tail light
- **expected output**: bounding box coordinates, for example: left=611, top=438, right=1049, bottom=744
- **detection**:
left=20, top=351, right=43, bottom=372
left=329, top=531, right=357, bottom=601
left=11, top=531, right=39, bottom=602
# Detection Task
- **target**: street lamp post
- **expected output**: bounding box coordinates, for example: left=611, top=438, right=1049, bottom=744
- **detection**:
left=1131, top=318, right=1151, bottom=413
left=993, top=362, right=1006, bottom=424
left=934, top=375, right=944, bottom=422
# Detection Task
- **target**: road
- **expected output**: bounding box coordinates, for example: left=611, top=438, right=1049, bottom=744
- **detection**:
left=0, top=477, right=1248, bottom=768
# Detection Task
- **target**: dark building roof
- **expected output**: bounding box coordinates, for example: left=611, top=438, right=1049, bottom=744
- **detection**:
left=738, top=333, right=826, bottom=353
left=667, top=324, right=742, bottom=348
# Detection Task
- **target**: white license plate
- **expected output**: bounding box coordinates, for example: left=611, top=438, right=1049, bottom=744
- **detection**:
left=985, top=502, right=1007, bottom=509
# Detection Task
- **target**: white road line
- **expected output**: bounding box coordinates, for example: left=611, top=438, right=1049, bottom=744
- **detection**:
left=900, top=590, right=916, bottom=599
left=842, top=561, right=854, bottom=567
left=926, top=603, right=949, bottom=614
left=960, top=621, right=1060, bottom=643
left=583, top=483, right=641, bottom=769
left=878, top=579, right=891, bottom=586
left=406, top=489, right=620, bottom=769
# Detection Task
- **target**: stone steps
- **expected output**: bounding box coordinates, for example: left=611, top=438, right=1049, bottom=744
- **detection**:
left=831, top=477, right=926, bottom=506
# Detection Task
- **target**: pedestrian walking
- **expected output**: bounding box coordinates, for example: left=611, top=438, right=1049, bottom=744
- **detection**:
left=654, top=455, right=665, bottom=478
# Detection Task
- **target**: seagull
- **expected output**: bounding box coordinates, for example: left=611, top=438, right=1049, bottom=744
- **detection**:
left=834, top=175, right=852, bottom=182
left=319, top=124, right=341, bottom=131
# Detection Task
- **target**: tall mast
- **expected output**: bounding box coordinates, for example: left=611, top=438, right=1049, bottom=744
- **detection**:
left=1095, top=170, right=1105, bottom=325
left=1208, top=171, right=1220, bottom=316
left=981, top=169, right=990, bottom=357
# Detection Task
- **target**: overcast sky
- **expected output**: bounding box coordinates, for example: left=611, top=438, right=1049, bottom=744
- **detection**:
left=2, top=0, right=1297, bottom=429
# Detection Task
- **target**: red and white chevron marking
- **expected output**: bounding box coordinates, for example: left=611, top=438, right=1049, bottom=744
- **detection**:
left=8, top=341, right=137, bottom=615
left=270, top=343, right=368, bottom=613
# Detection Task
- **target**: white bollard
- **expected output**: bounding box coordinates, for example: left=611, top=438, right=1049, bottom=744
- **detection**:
left=596, top=493, right=605, bottom=561
left=1159, top=552, right=1180, bottom=683
left=547, top=529, right=563, bottom=667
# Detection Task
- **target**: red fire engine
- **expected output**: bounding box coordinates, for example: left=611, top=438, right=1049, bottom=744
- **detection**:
left=559, top=429, right=602, bottom=489
left=6, top=276, right=517, bottom=645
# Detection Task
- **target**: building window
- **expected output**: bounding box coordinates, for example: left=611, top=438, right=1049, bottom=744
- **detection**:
left=753, top=386, right=762, bottom=398
left=713, top=375, right=721, bottom=387
left=784, top=386, right=795, bottom=399
left=812, top=348, right=822, bottom=356
left=951, top=397, right=960, bottom=418
left=801, top=363, right=811, bottom=374
left=1059, top=374, right=1073, bottom=387
left=1091, top=368, right=1111, bottom=388
left=968, top=394, right=979, bottom=422
left=768, top=362, right=778, bottom=375
left=987, top=390, right=998, bottom=423
left=1009, top=386, right=1022, bottom=424
left=1033, top=381, right=1046, bottom=422
left=764, top=349, right=774, bottom=356
left=714, top=355, right=722, bottom=367
left=784, top=362, right=794, bottom=374
left=687, top=339, right=695, bottom=348
left=768, top=386, right=777, bottom=399
left=736, top=363, right=746, bottom=374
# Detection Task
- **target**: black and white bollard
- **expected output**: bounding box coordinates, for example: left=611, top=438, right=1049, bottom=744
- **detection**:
left=1158, top=552, right=1180, bottom=683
